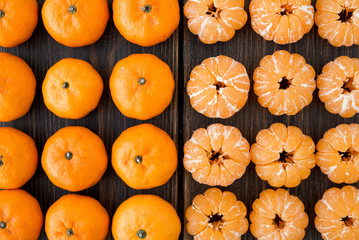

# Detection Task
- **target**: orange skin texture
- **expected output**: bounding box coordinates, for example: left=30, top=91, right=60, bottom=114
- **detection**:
left=186, top=188, right=248, bottom=240
left=42, top=58, right=104, bottom=119
left=0, top=127, right=38, bottom=189
left=45, top=194, right=110, bottom=240
left=315, top=186, right=359, bottom=240
left=0, top=52, right=36, bottom=122
left=41, top=126, right=108, bottom=192
left=0, top=0, right=38, bottom=47
left=42, top=0, right=109, bottom=47
left=112, top=194, right=181, bottom=240
left=110, top=54, right=175, bottom=120
left=112, top=123, right=177, bottom=189
left=113, top=0, right=180, bottom=47
left=0, top=189, right=43, bottom=240
left=250, top=188, right=309, bottom=240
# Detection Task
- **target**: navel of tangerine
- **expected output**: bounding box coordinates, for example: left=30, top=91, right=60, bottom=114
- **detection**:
left=138, top=77, right=146, bottom=85
left=0, top=10, right=4, bottom=18
left=134, top=155, right=143, bottom=164
left=62, top=82, right=69, bottom=89
left=0, top=221, right=6, bottom=229
left=66, top=228, right=74, bottom=236
left=0, top=156, right=3, bottom=167
left=68, top=5, right=77, bottom=14
left=137, top=229, right=146, bottom=238
left=141, top=5, right=152, bottom=13
left=65, top=151, right=73, bottom=160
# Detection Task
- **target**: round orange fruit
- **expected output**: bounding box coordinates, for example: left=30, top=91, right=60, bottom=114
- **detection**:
left=112, top=194, right=181, bottom=240
left=45, top=194, right=110, bottom=240
left=0, top=189, right=43, bottom=240
left=187, top=55, right=250, bottom=119
left=184, top=0, right=247, bottom=44
left=110, top=54, right=175, bottom=120
left=253, top=50, right=316, bottom=115
left=112, top=123, right=177, bottom=189
left=0, top=52, right=36, bottom=122
left=251, top=123, right=316, bottom=188
left=315, top=186, right=359, bottom=240
left=0, top=127, right=38, bottom=189
left=315, top=0, right=359, bottom=47
left=184, top=123, right=250, bottom=187
left=0, top=0, right=38, bottom=48
left=186, top=188, right=248, bottom=239
left=317, top=56, right=359, bottom=118
left=42, top=0, right=109, bottom=47
left=113, top=0, right=180, bottom=47
left=42, top=58, right=104, bottom=119
left=250, top=188, right=309, bottom=240
left=42, top=126, right=108, bottom=192
left=250, top=0, right=314, bottom=44
left=317, top=124, right=359, bottom=184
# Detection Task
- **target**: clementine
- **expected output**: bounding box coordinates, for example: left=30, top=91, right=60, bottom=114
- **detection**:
left=110, top=54, right=175, bottom=120
left=0, top=0, right=38, bottom=47
left=0, top=52, right=36, bottom=122
left=187, top=55, right=250, bottom=118
left=184, top=123, right=250, bottom=187
left=0, top=127, right=38, bottom=189
left=42, top=126, right=108, bottom=192
left=45, top=194, right=110, bottom=240
left=250, top=0, right=314, bottom=44
left=250, top=188, right=309, bottom=240
left=184, top=0, right=247, bottom=44
left=42, top=0, right=109, bottom=47
left=317, top=56, right=359, bottom=118
left=112, top=194, right=181, bottom=240
left=112, top=123, right=177, bottom=189
left=251, top=123, right=316, bottom=188
left=253, top=50, right=316, bottom=115
left=0, top=189, right=43, bottom=240
left=42, top=58, right=104, bottom=119
left=113, top=0, right=180, bottom=47
left=186, top=188, right=248, bottom=239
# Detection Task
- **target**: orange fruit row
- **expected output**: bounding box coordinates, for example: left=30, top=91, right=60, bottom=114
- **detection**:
left=0, top=189, right=180, bottom=240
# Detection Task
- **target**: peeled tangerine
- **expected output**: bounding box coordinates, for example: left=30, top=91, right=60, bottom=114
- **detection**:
left=253, top=50, right=316, bottom=116
left=251, top=123, right=316, bottom=188
left=186, top=188, right=248, bottom=240
left=315, top=0, right=359, bottom=47
left=250, top=188, right=309, bottom=240
left=317, top=56, right=359, bottom=118
left=187, top=56, right=250, bottom=119
left=184, top=0, right=247, bottom=44
left=249, top=0, right=314, bottom=44
left=184, top=124, right=250, bottom=187
left=316, top=124, right=359, bottom=184
left=315, top=186, right=359, bottom=239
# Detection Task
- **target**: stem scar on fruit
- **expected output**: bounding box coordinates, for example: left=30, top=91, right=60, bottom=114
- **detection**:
left=135, top=155, right=143, bottom=164
left=68, top=4, right=77, bottom=14
left=0, top=10, right=4, bottom=18
left=141, top=5, right=152, bottom=13
left=66, top=229, right=74, bottom=236
left=62, top=82, right=70, bottom=89
left=137, top=229, right=146, bottom=238
left=0, top=155, right=3, bottom=167
left=0, top=221, right=6, bottom=229
left=65, top=151, right=73, bottom=160
left=138, top=77, right=146, bottom=85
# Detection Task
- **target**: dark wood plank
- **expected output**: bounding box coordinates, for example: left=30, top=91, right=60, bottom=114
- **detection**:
left=181, top=0, right=359, bottom=239
left=0, top=1, right=179, bottom=239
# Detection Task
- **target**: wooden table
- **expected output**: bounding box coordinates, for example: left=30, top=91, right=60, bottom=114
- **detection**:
left=1, top=0, right=358, bottom=239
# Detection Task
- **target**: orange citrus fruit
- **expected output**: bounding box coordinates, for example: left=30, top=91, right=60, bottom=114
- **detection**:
left=250, top=188, right=309, bottom=240
left=113, top=0, right=180, bottom=47
left=42, top=126, right=108, bottom=192
left=0, top=189, right=43, bottom=240
left=112, top=123, right=177, bottom=189
left=315, top=186, right=359, bottom=240
left=0, top=52, right=36, bottom=122
left=0, top=127, right=38, bottom=189
left=186, top=188, right=248, bottom=240
left=184, top=123, right=250, bottom=187
left=42, top=0, right=109, bottom=47
left=110, top=53, right=175, bottom=120
left=315, top=0, right=359, bottom=47
left=112, top=194, right=181, bottom=240
left=251, top=123, right=316, bottom=188
left=249, top=0, right=314, bottom=44
left=253, top=50, right=316, bottom=116
left=184, top=0, right=247, bottom=44
left=317, top=56, right=359, bottom=118
left=42, top=58, right=104, bottom=119
left=317, top=124, right=359, bottom=184
left=0, top=0, right=38, bottom=48
left=187, top=55, right=250, bottom=119
left=45, top=194, right=110, bottom=240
